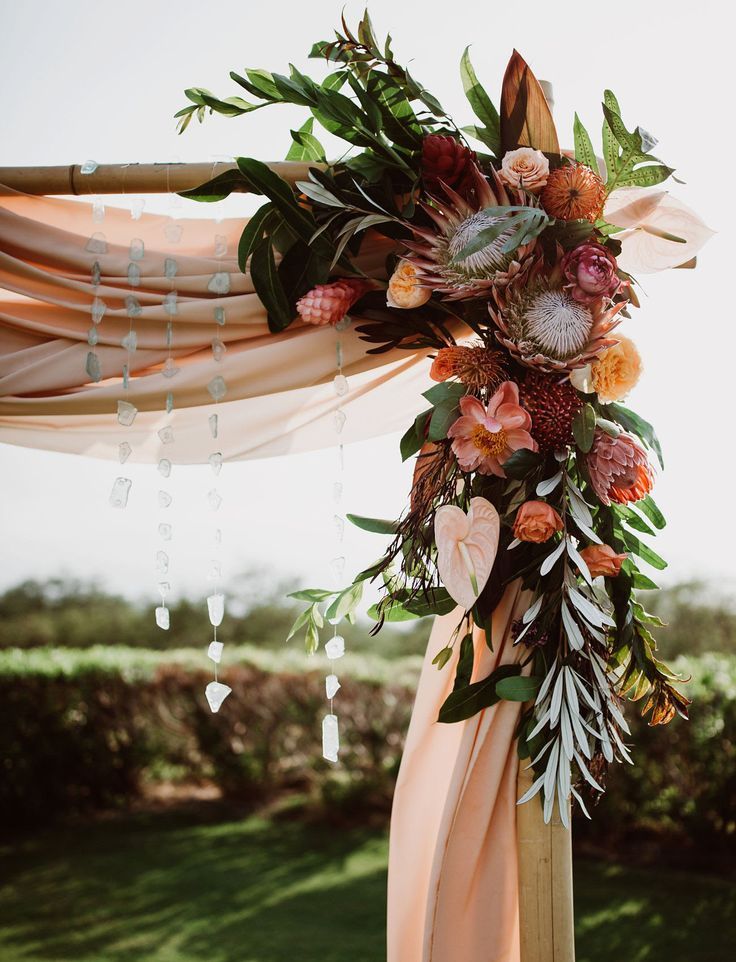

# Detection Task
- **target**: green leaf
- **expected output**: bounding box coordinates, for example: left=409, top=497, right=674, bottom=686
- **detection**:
left=325, top=581, right=364, bottom=623
left=616, top=164, right=674, bottom=189
left=438, top=664, right=521, bottom=723
left=573, top=113, right=598, bottom=171
left=604, top=402, right=664, bottom=469
left=622, top=532, right=668, bottom=570
left=286, top=607, right=312, bottom=642
left=288, top=588, right=334, bottom=602
left=631, top=570, right=659, bottom=591
left=451, top=206, right=549, bottom=262
left=453, top=633, right=475, bottom=691
left=428, top=400, right=460, bottom=442
left=404, top=589, right=457, bottom=618
left=237, top=203, right=276, bottom=272
left=573, top=403, right=597, bottom=453
left=400, top=410, right=431, bottom=462
left=460, top=124, right=501, bottom=151
left=422, top=382, right=466, bottom=405
left=460, top=47, right=501, bottom=156
left=277, top=241, right=329, bottom=307
left=249, top=238, right=294, bottom=332
left=502, top=448, right=543, bottom=480
left=432, top=646, right=453, bottom=669
left=602, top=90, right=622, bottom=184
left=367, top=601, right=419, bottom=622
left=286, top=117, right=327, bottom=162
left=305, top=619, right=319, bottom=655
left=495, top=675, right=542, bottom=702
left=346, top=514, right=399, bottom=535
left=178, top=168, right=251, bottom=203
left=638, top=495, right=666, bottom=530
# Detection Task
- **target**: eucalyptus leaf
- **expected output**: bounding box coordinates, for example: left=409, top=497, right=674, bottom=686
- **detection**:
left=346, top=514, right=399, bottom=534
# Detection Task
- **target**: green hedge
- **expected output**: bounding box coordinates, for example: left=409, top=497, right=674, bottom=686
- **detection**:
left=1, top=646, right=734, bottom=855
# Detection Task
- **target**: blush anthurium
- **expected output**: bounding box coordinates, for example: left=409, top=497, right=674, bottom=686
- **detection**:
left=434, top=497, right=500, bottom=611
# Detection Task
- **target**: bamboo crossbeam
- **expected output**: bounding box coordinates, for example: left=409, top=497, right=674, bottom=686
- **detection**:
left=0, top=161, right=322, bottom=196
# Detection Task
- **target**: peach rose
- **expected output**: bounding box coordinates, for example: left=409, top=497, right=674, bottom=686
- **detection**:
left=387, top=261, right=432, bottom=309
left=498, top=147, right=550, bottom=194
left=590, top=336, right=643, bottom=403
left=579, top=543, right=627, bottom=578
left=513, top=500, right=563, bottom=543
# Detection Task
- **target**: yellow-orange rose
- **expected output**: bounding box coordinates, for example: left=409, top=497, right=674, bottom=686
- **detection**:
left=499, top=147, right=550, bottom=194
left=579, top=544, right=627, bottom=578
left=387, top=261, right=432, bottom=309
left=513, top=500, right=563, bottom=543
left=590, top=336, right=643, bottom=403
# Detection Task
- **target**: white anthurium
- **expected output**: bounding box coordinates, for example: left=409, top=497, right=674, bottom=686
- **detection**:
left=434, top=497, right=500, bottom=611
left=569, top=363, right=594, bottom=393
left=604, top=187, right=715, bottom=274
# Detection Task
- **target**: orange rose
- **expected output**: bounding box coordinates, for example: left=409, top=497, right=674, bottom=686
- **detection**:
left=590, top=336, right=643, bottom=404
left=513, top=500, right=563, bottom=543
left=579, top=544, right=627, bottom=578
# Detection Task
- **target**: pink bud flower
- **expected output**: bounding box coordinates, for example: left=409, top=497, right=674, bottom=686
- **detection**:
left=296, top=279, right=372, bottom=327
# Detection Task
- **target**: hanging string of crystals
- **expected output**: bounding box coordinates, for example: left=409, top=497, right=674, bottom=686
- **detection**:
left=322, top=318, right=350, bottom=762
left=204, top=227, right=231, bottom=714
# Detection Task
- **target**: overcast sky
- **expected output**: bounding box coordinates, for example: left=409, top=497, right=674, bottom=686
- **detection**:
left=1, top=0, right=733, bottom=608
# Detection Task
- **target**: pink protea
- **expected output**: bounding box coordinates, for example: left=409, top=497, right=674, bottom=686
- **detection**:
left=586, top=429, right=654, bottom=506
left=296, top=279, right=372, bottom=327
left=448, top=381, right=537, bottom=476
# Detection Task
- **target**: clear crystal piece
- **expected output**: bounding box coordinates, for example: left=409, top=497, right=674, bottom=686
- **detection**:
left=85, top=351, right=101, bottom=382
left=92, top=200, right=105, bottom=223
left=158, top=425, right=174, bottom=445
left=207, top=271, right=230, bottom=294
left=164, top=257, right=178, bottom=279
left=330, top=556, right=346, bottom=580
left=208, top=452, right=223, bottom=476
left=325, top=635, right=345, bottom=660
left=122, top=364, right=129, bottom=390
left=91, top=261, right=101, bottom=287
left=164, top=221, right=183, bottom=244
left=165, top=321, right=174, bottom=349
left=158, top=490, right=172, bottom=509
left=109, top=477, right=132, bottom=508
left=214, top=235, right=228, bottom=257
left=166, top=391, right=174, bottom=414
left=125, top=295, right=142, bottom=318
left=322, top=713, right=339, bottom=762
left=208, top=641, right=224, bottom=664
left=155, top=605, right=170, bottom=630
left=333, top=514, right=345, bottom=542
left=158, top=523, right=172, bottom=541
left=118, top=442, right=132, bottom=464
left=158, top=581, right=170, bottom=599
left=334, top=315, right=351, bottom=332
left=130, top=198, right=145, bottom=220
left=209, top=414, right=218, bottom=439
left=326, top=674, right=341, bottom=699
left=207, top=489, right=222, bottom=511
left=162, top=358, right=179, bottom=379
left=155, top=550, right=169, bottom=574
left=333, top=374, right=348, bottom=397
left=337, top=444, right=344, bottom=471
left=207, top=376, right=226, bottom=402
left=117, top=400, right=137, bottom=426
left=207, top=560, right=222, bottom=581
left=129, top=238, right=145, bottom=261
left=211, top=337, right=226, bottom=363
left=85, top=232, right=107, bottom=255
left=87, top=326, right=98, bottom=347
left=214, top=306, right=226, bottom=326
left=333, top=482, right=343, bottom=504
left=80, top=159, right=98, bottom=174
left=127, top=263, right=140, bottom=287
left=334, top=409, right=347, bottom=434
left=213, top=528, right=222, bottom=546
left=163, top=291, right=178, bottom=316
left=157, top=459, right=172, bottom=478
left=205, top=681, right=232, bottom=713
left=91, top=297, right=106, bottom=324
left=207, top=592, right=225, bottom=627
left=121, top=330, right=137, bottom=352
left=336, top=342, right=344, bottom=368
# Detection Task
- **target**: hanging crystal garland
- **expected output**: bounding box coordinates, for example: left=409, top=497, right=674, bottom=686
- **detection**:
left=204, top=226, right=231, bottom=714
left=322, top=318, right=350, bottom=763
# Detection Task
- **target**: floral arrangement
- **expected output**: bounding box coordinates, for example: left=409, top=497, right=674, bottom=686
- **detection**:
left=180, top=12, right=710, bottom=822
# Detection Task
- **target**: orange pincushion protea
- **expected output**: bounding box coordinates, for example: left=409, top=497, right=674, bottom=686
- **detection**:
left=541, top=162, right=607, bottom=223
left=430, top=343, right=509, bottom=392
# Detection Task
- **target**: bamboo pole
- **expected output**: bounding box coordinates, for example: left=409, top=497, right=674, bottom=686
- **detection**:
left=517, top=765, right=576, bottom=962
left=0, top=161, right=322, bottom=196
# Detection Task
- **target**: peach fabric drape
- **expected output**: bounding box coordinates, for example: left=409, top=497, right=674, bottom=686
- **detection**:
left=388, top=582, right=531, bottom=962
left=0, top=190, right=453, bottom=461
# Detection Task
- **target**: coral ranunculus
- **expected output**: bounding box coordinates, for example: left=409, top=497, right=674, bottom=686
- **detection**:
left=513, top=500, right=563, bottom=543
left=541, top=162, right=607, bottom=222
left=387, top=261, right=432, bottom=309
left=562, top=242, right=621, bottom=305
left=447, top=381, right=537, bottom=476
left=590, top=335, right=643, bottom=403
left=499, top=147, right=550, bottom=194
left=579, top=544, right=627, bottom=578
left=586, top=429, right=654, bottom=506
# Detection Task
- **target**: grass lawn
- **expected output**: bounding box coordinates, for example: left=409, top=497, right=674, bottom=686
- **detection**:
left=0, top=810, right=733, bottom=962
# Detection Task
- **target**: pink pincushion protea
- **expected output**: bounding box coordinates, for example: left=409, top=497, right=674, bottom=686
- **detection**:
left=296, top=279, right=372, bottom=326
left=448, top=381, right=537, bottom=476
left=586, top=429, right=654, bottom=506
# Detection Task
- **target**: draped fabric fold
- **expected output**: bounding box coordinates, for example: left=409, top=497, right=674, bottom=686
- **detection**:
left=388, top=582, right=530, bottom=962
left=0, top=189, right=453, bottom=461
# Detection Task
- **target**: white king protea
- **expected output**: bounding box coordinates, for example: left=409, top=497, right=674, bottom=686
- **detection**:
left=490, top=259, right=625, bottom=373
left=402, top=164, right=536, bottom=300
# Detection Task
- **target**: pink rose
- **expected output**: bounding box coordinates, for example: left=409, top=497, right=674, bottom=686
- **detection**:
left=561, top=242, right=621, bottom=305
